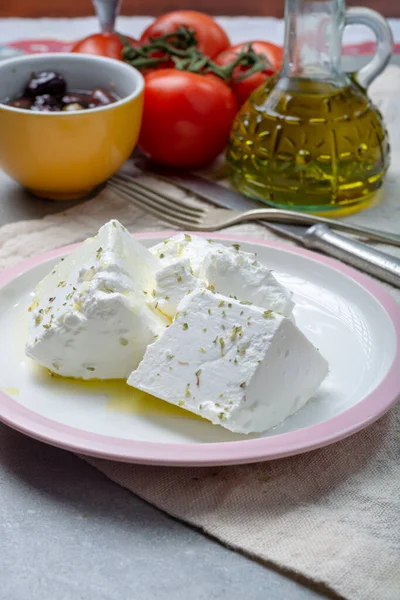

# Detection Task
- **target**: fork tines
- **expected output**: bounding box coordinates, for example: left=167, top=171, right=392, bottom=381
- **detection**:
left=108, top=172, right=204, bottom=229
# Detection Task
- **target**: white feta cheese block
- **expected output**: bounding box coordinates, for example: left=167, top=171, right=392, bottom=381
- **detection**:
left=151, top=233, right=294, bottom=318
left=151, top=258, right=203, bottom=318
left=201, top=246, right=294, bottom=317
left=26, top=219, right=169, bottom=380
left=150, top=233, right=294, bottom=317
left=128, top=289, right=328, bottom=434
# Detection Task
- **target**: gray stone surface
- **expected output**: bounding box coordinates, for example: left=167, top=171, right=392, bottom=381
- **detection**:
left=0, top=425, right=325, bottom=600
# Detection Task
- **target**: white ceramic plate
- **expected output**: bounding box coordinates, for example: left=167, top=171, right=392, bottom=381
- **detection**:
left=0, top=232, right=399, bottom=466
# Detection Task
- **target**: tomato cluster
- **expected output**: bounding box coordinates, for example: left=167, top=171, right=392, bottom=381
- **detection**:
left=71, top=11, right=282, bottom=168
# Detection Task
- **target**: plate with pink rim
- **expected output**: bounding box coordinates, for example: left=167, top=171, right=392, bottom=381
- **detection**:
left=0, top=232, right=399, bottom=466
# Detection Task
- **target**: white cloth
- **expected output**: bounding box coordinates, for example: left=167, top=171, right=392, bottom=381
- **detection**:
left=0, top=32, right=399, bottom=600
left=0, top=16, right=400, bottom=46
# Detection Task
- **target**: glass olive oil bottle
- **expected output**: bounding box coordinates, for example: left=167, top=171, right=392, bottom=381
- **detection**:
left=227, top=0, right=393, bottom=215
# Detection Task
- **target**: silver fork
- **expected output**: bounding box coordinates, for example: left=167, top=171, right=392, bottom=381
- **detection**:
left=108, top=172, right=400, bottom=247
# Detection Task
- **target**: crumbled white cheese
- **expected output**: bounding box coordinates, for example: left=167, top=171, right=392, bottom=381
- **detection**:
left=25, top=220, right=168, bottom=379
left=128, top=289, right=328, bottom=434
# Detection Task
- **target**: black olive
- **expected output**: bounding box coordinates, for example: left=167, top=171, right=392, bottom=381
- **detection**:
left=8, top=73, right=118, bottom=112
left=25, top=72, right=67, bottom=99
left=90, top=88, right=118, bottom=106
left=7, top=97, right=33, bottom=110
left=30, top=94, right=62, bottom=112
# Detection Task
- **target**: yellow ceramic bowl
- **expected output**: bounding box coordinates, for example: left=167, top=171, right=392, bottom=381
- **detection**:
left=0, top=53, right=144, bottom=200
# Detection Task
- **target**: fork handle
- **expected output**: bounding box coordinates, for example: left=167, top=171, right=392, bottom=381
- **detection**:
left=303, top=224, right=400, bottom=287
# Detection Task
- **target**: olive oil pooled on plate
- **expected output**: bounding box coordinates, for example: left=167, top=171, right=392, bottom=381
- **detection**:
left=29, top=363, right=201, bottom=420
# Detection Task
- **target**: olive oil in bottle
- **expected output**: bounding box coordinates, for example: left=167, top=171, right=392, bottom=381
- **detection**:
left=227, top=0, right=392, bottom=215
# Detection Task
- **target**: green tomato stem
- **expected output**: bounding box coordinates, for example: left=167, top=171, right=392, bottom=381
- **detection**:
left=120, top=28, right=273, bottom=85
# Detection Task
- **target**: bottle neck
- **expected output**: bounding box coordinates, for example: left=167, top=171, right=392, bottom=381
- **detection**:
left=281, top=0, right=346, bottom=81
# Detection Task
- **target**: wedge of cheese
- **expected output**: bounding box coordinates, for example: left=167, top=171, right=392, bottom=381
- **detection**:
left=151, top=233, right=294, bottom=318
left=26, top=220, right=168, bottom=379
left=128, top=289, right=328, bottom=434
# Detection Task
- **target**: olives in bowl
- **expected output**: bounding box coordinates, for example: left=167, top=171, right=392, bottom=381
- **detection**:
left=4, top=71, right=119, bottom=112
left=0, top=53, right=144, bottom=201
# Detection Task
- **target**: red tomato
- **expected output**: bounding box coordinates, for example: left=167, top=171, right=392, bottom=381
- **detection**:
left=215, top=41, right=283, bottom=106
left=224, top=41, right=284, bottom=70
left=139, top=70, right=238, bottom=169
left=71, top=33, right=139, bottom=61
left=140, top=11, right=230, bottom=59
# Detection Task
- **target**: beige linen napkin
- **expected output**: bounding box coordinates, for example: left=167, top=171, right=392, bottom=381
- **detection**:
left=1, top=69, right=400, bottom=600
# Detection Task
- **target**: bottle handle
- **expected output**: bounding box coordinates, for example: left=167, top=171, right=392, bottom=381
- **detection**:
left=345, top=7, right=393, bottom=88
